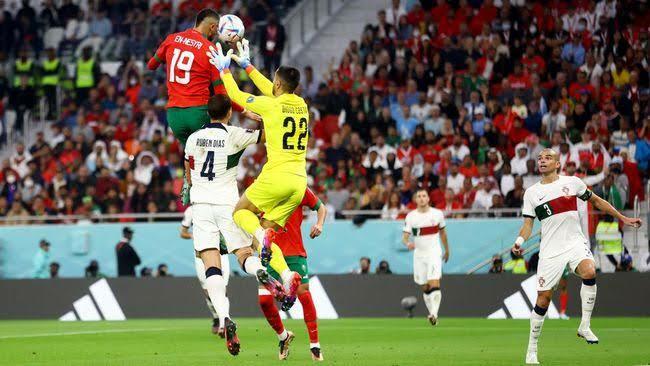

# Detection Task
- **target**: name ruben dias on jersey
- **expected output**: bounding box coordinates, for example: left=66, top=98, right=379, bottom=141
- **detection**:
left=196, top=138, right=225, bottom=148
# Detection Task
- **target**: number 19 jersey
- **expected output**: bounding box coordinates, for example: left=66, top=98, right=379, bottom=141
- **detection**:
left=185, top=123, right=261, bottom=206
left=522, top=175, right=592, bottom=259
left=153, top=29, right=222, bottom=108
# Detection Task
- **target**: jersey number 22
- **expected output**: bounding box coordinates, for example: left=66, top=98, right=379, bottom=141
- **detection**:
left=282, top=117, right=307, bottom=151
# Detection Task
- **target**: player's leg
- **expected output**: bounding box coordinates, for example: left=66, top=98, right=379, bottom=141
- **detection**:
left=558, top=269, right=570, bottom=320
left=194, top=204, right=239, bottom=355
left=292, top=256, right=323, bottom=361
left=167, top=106, right=209, bottom=204
left=573, top=255, right=599, bottom=344
left=257, top=283, right=294, bottom=360
left=526, top=256, right=564, bottom=364
left=194, top=252, right=221, bottom=335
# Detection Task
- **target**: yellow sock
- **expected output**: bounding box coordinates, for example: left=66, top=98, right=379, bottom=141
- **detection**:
left=233, top=209, right=262, bottom=235
left=268, top=243, right=290, bottom=275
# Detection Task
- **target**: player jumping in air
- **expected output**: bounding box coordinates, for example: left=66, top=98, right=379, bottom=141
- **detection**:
left=147, top=9, right=258, bottom=204
left=513, top=148, right=641, bottom=365
left=206, top=39, right=307, bottom=309
left=402, top=189, right=451, bottom=326
left=180, top=206, right=231, bottom=337
left=184, top=95, right=286, bottom=356
left=258, top=187, right=327, bottom=361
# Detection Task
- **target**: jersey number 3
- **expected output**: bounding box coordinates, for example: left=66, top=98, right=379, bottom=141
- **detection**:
left=282, top=117, right=307, bottom=151
left=200, top=151, right=215, bottom=181
left=169, top=48, right=194, bottom=85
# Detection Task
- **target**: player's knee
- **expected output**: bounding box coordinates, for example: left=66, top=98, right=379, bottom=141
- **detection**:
left=297, top=283, right=309, bottom=295
left=260, top=218, right=280, bottom=230
left=581, top=268, right=596, bottom=280
left=536, top=293, right=552, bottom=307
left=233, top=247, right=254, bottom=265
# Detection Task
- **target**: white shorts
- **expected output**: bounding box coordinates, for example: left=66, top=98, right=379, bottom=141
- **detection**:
left=413, top=253, right=442, bottom=285
left=194, top=255, right=230, bottom=287
left=192, top=203, right=252, bottom=253
left=537, top=244, right=594, bottom=291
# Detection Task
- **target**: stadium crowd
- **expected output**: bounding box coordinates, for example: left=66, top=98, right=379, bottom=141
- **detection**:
left=0, top=0, right=648, bottom=227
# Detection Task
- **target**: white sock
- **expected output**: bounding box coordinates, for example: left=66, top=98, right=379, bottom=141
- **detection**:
left=278, top=329, right=288, bottom=340
left=310, top=342, right=321, bottom=349
left=254, top=228, right=266, bottom=247
left=528, top=309, right=546, bottom=353
left=423, top=293, right=434, bottom=316
left=204, top=295, right=218, bottom=319
left=580, top=283, right=597, bottom=330
left=243, top=256, right=265, bottom=276
left=205, top=274, right=229, bottom=326
left=431, top=290, right=442, bottom=318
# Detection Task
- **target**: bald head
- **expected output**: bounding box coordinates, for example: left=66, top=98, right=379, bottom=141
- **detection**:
left=538, top=148, right=559, bottom=162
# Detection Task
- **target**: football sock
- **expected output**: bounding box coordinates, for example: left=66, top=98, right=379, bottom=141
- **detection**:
left=580, top=279, right=597, bottom=329
left=559, top=292, right=568, bottom=314
left=204, top=267, right=229, bottom=326
left=204, top=293, right=219, bottom=319
left=242, top=256, right=265, bottom=276
left=423, top=287, right=441, bottom=317
left=233, top=209, right=262, bottom=236
left=299, top=291, right=319, bottom=344
left=528, top=305, right=547, bottom=352
left=258, top=290, right=286, bottom=339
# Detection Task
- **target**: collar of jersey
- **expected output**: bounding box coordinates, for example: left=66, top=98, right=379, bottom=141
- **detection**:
left=202, top=122, right=227, bottom=131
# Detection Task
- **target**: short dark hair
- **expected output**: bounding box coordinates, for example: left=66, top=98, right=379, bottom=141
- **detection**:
left=276, top=66, right=300, bottom=93
left=208, top=95, right=232, bottom=120
left=195, top=8, right=220, bottom=26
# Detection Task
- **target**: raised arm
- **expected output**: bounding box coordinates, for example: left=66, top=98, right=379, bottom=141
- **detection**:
left=589, top=193, right=642, bottom=227
left=231, top=39, right=274, bottom=97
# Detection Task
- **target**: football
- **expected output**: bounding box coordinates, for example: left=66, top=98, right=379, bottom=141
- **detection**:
left=218, top=14, right=245, bottom=43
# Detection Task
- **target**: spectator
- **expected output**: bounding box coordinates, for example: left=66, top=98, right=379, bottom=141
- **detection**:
left=504, top=250, right=527, bottom=274
left=85, top=259, right=105, bottom=278
left=375, top=260, right=393, bottom=275
left=354, top=257, right=371, bottom=275
left=140, top=267, right=152, bottom=277
left=156, top=263, right=171, bottom=277
left=116, top=226, right=140, bottom=276
left=75, top=46, right=101, bottom=104
left=489, top=255, right=503, bottom=273
left=260, top=14, right=285, bottom=72
left=32, top=239, right=51, bottom=279
left=50, top=262, right=60, bottom=278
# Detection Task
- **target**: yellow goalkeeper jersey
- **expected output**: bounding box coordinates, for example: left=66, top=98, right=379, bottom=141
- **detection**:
left=221, top=69, right=308, bottom=177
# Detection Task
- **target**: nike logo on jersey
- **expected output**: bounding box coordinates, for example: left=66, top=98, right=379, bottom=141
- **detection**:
left=537, top=195, right=547, bottom=201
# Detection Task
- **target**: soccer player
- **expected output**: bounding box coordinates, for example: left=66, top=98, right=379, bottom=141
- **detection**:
left=206, top=39, right=308, bottom=308
left=180, top=206, right=230, bottom=337
left=402, top=189, right=451, bottom=326
left=258, top=187, right=327, bottom=361
left=512, top=148, right=641, bottom=365
left=147, top=9, right=258, bottom=204
left=184, top=95, right=287, bottom=356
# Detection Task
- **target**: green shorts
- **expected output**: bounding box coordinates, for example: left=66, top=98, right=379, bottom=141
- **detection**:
left=268, top=256, right=309, bottom=284
left=167, top=106, right=210, bottom=146
left=561, top=265, right=571, bottom=279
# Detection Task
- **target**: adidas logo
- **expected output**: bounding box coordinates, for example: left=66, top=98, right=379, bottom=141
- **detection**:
left=279, top=276, right=339, bottom=320
left=488, top=276, right=560, bottom=319
left=59, top=279, right=126, bottom=321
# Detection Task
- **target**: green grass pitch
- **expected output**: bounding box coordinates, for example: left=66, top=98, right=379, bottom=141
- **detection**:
left=0, top=318, right=648, bottom=365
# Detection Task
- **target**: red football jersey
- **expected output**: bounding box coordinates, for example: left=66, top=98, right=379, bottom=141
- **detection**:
left=274, top=188, right=321, bottom=257
left=150, top=29, right=241, bottom=110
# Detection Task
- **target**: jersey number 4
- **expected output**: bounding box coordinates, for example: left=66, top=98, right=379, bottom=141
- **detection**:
left=169, top=48, right=194, bottom=85
left=282, top=117, right=307, bottom=151
left=200, top=151, right=215, bottom=181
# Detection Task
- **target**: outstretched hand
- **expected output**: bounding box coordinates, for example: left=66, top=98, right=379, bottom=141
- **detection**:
left=622, top=216, right=642, bottom=228
left=206, top=43, right=233, bottom=72
left=231, top=38, right=251, bottom=68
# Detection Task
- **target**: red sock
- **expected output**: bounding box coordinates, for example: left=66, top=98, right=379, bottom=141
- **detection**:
left=258, top=294, right=285, bottom=335
left=299, top=291, right=318, bottom=344
left=559, top=292, right=568, bottom=313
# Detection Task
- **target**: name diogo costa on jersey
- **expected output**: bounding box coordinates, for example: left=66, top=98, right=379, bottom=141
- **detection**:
left=403, top=207, right=447, bottom=285
left=522, top=175, right=594, bottom=291
left=185, top=123, right=261, bottom=252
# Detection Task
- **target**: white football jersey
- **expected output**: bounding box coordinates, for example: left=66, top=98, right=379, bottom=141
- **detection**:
left=185, top=123, right=260, bottom=206
left=522, top=175, right=592, bottom=259
left=403, top=207, right=446, bottom=257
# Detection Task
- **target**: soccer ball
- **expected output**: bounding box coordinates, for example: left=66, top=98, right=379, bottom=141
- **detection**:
left=218, top=14, right=245, bottom=43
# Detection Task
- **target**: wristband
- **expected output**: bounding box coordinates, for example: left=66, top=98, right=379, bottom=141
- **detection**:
left=515, top=236, right=525, bottom=246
